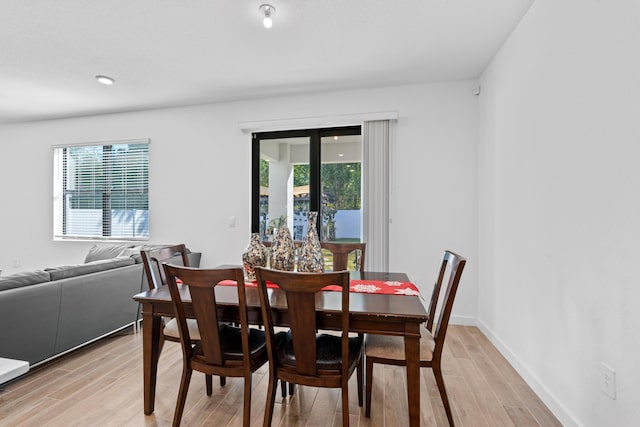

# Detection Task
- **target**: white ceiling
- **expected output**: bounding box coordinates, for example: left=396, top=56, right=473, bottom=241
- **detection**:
left=0, top=0, right=534, bottom=125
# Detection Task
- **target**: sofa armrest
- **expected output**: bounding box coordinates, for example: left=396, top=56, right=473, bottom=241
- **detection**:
left=54, top=264, right=143, bottom=354
left=0, top=282, right=62, bottom=365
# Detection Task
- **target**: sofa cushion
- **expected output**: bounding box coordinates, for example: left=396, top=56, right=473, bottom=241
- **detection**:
left=84, top=244, right=133, bottom=263
left=122, top=245, right=146, bottom=264
left=0, top=270, right=51, bottom=291
left=47, top=257, right=135, bottom=281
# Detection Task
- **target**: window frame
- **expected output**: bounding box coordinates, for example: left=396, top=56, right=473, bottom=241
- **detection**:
left=52, top=138, right=150, bottom=241
left=251, top=126, right=361, bottom=240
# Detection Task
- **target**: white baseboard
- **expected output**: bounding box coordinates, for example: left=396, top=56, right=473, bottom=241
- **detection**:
left=476, top=319, right=582, bottom=427
left=450, top=314, right=477, bottom=326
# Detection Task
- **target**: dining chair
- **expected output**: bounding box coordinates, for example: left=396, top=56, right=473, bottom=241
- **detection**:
left=364, top=250, right=466, bottom=426
left=164, top=265, right=275, bottom=427
left=265, top=240, right=366, bottom=398
left=320, top=242, right=366, bottom=271
left=247, top=239, right=300, bottom=397
left=319, top=241, right=367, bottom=359
left=254, top=267, right=364, bottom=427
left=140, top=244, right=216, bottom=394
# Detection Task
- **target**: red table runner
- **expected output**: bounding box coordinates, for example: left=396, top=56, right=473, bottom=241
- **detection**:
left=216, top=279, right=420, bottom=296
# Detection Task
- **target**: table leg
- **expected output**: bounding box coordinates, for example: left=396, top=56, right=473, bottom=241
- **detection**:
left=404, top=324, right=421, bottom=427
left=142, top=303, right=163, bottom=415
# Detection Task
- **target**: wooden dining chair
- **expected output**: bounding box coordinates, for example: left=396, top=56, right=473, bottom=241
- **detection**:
left=319, top=241, right=367, bottom=353
left=164, top=265, right=275, bottom=427
left=141, top=244, right=216, bottom=394
left=320, top=242, right=366, bottom=271
left=364, top=250, right=466, bottom=426
left=266, top=240, right=366, bottom=398
left=254, top=267, right=364, bottom=427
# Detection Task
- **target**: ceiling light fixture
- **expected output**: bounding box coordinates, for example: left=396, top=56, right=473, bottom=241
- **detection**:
left=259, top=4, right=275, bottom=28
left=95, top=75, right=115, bottom=85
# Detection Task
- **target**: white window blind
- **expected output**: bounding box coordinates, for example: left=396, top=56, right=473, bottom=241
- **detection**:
left=53, top=139, right=149, bottom=240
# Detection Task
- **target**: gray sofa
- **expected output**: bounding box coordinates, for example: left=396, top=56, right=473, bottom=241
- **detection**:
left=0, top=244, right=201, bottom=367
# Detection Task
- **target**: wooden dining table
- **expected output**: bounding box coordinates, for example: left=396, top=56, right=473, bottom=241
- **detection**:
left=133, top=270, right=428, bottom=427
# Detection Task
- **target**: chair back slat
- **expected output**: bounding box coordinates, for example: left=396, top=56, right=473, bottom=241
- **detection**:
left=189, top=284, right=224, bottom=365
left=286, top=292, right=319, bottom=375
left=425, top=256, right=448, bottom=332
left=432, top=251, right=466, bottom=360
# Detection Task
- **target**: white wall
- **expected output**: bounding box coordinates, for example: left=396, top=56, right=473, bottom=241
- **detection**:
left=0, top=82, right=478, bottom=322
left=478, top=1, right=640, bottom=426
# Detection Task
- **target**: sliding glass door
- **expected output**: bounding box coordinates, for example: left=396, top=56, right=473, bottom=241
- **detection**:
left=252, top=126, right=362, bottom=243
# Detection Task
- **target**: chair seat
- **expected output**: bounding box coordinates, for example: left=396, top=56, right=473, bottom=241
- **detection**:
left=163, top=317, right=201, bottom=340
left=217, top=324, right=267, bottom=358
left=192, top=326, right=286, bottom=361
left=279, top=331, right=364, bottom=370
left=365, top=324, right=434, bottom=361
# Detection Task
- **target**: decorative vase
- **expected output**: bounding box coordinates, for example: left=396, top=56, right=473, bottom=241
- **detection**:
left=270, top=220, right=295, bottom=271
left=242, top=233, right=268, bottom=281
left=297, top=211, right=324, bottom=272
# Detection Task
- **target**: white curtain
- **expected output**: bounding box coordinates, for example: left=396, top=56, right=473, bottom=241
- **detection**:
left=362, top=120, right=389, bottom=271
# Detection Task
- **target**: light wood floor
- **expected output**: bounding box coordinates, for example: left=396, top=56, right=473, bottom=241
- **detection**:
left=0, top=325, right=561, bottom=427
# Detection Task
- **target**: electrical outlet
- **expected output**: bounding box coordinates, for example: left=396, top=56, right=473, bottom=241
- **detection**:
left=13, top=258, right=20, bottom=268
left=600, top=362, right=616, bottom=399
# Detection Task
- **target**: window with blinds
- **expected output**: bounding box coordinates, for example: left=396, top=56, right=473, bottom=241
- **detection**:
left=53, top=139, right=149, bottom=240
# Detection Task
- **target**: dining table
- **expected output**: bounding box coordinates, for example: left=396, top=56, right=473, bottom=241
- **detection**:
left=133, top=270, right=428, bottom=427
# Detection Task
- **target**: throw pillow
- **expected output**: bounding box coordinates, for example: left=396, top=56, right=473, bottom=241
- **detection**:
left=84, top=244, right=133, bottom=263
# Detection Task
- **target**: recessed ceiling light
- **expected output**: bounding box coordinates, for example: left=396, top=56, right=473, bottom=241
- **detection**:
left=95, top=75, right=115, bottom=85
left=338, top=153, right=344, bottom=157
